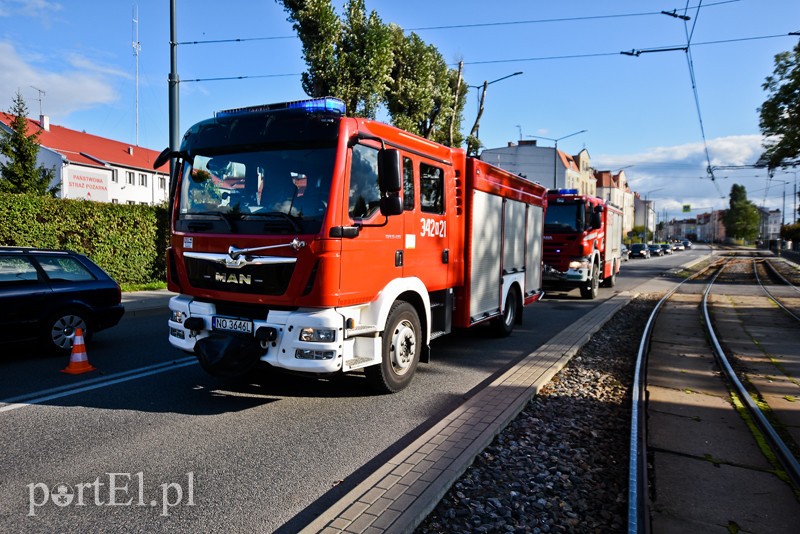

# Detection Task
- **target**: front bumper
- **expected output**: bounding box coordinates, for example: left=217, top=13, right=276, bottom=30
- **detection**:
left=167, top=295, right=346, bottom=374
left=542, top=263, right=589, bottom=284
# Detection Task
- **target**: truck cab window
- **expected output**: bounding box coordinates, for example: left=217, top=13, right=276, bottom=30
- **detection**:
left=420, top=162, right=444, bottom=214
left=403, top=157, right=415, bottom=211
left=348, top=144, right=381, bottom=219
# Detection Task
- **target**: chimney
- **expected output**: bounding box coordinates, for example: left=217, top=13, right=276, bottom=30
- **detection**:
left=39, top=115, right=50, bottom=132
left=128, top=146, right=134, bottom=155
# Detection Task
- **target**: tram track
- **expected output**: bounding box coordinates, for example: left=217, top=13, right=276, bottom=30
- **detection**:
left=630, top=254, right=800, bottom=532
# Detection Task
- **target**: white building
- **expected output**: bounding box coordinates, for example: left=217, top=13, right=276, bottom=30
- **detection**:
left=480, top=140, right=595, bottom=194
left=0, top=113, right=169, bottom=205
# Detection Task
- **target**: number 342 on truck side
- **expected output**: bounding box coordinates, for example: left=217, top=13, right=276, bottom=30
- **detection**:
left=154, top=97, right=548, bottom=393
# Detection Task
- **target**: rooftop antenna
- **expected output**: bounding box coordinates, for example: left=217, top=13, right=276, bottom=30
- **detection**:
left=515, top=124, right=522, bottom=140
left=132, top=4, right=141, bottom=146
left=30, top=86, right=46, bottom=116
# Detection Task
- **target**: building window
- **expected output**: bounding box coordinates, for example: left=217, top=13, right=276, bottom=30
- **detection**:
left=159, top=176, right=166, bottom=190
left=127, top=201, right=135, bottom=205
left=111, top=199, right=118, bottom=204
left=126, top=171, right=135, bottom=185
left=111, top=171, right=118, bottom=183
left=139, top=173, right=147, bottom=187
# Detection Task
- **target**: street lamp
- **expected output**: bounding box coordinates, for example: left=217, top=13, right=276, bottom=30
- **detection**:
left=467, top=71, right=523, bottom=150
left=644, top=188, right=664, bottom=244
left=527, top=130, right=588, bottom=189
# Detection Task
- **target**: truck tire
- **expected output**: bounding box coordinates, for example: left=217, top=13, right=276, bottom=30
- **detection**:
left=491, top=285, right=519, bottom=338
left=580, top=265, right=599, bottom=299
left=366, top=301, right=420, bottom=394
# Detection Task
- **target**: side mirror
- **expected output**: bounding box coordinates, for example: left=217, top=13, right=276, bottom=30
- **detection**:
left=380, top=196, right=403, bottom=217
left=378, top=149, right=402, bottom=193
left=378, top=148, right=403, bottom=216
left=590, top=204, right=604, bottom=229
left=153, top=147, right=175, bottom=170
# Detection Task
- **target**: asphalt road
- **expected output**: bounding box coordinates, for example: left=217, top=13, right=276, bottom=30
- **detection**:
left=0, top=246, right=706, bottom=533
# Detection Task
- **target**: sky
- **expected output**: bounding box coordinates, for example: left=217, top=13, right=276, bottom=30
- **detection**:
left=1, top=0, right=798, bottom=224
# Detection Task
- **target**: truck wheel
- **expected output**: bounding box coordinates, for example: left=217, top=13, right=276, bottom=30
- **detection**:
left=365, top=301, right=420, bottom=394
left=491, top=285, right=519, bottom=338
left=602, top=261, right=617, bottom=288
left=580, top=265, right=599, bottom=299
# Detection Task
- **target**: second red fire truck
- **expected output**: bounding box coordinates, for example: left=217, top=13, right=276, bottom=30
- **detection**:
left=155, top=97, right=548, bottom=393
left=542, top=189, right=623, bottom=299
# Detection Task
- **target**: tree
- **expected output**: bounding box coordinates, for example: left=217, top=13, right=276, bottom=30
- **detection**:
left=723, top=184, right=760, bottom=242
left=758, top=40, right=800, bottom=169
left=384, top=27, right=466, bottom=146
left=0, top=91, right=58, bottom=195
left=278, top=0, right=467, bottom=144
left=279, top=0, right=393, bottom=119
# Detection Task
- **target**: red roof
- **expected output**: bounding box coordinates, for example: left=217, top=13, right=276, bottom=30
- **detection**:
left=0, top=113, right=168, bottom=173
left=557, top=150, right=579, bottom=172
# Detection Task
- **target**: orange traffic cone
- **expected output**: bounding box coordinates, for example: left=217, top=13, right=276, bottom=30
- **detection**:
left=61, top=328, right=96, bottom=375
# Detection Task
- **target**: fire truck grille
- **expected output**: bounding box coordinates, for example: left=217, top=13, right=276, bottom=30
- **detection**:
left=543, top=243, right=564, bottom=265
left=184, top=257, right=294, bottom=295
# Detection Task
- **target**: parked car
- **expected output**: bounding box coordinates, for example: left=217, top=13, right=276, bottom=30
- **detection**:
left=672, top=241, right=685, bottom=251
left=660, top=243, right=673, bottom=255
left=682, top=240, right=692, bottom=249
left=621, top=244, right=631, bottom=261
left=648, top=244, right=664, bottom=256
left=630, top=243, right=651, bottom=259
left=0, top=247, right=125, bottom=353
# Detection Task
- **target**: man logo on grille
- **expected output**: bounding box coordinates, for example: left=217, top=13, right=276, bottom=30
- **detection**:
left=215, top=272, right=252, bottom=285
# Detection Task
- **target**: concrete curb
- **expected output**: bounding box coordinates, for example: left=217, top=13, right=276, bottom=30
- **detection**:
left=121, top=289, right=175, bottom=316
left=302, top=291, right=636, bottom=533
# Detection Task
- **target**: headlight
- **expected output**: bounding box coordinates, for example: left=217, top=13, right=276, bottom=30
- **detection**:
left=171, top=310, right=184, bottom=324
left=299, top=328, right=336, bottom=342
left=568, top=260, right=588, bottom=270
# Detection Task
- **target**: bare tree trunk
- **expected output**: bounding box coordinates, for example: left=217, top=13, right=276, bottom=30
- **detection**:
left=449, top=61, right=463, bottom=147
left=468, top=80, right=488, bottom=140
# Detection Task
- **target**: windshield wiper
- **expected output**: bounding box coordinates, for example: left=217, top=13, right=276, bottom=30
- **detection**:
left=184, top=210, right=240, bottom=232
left=243, top=211, right=302, bottom=233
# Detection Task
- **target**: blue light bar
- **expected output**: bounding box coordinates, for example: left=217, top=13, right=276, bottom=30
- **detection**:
left=555, top=188, right=579, bottom=195
left=216, top=97, right=346, bottom=118
left=287, top=97, right=346, bottom=114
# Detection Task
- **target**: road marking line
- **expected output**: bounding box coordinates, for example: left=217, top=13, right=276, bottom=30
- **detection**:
left=0, top=358, right=197, bottom=414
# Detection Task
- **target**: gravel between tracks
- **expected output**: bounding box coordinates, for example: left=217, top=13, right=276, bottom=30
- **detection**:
left=418, top=294, right=659, bottom=533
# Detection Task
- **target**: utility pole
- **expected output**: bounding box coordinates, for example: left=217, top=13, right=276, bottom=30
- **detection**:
left=527, top=130, right=587, bottom=189
left=168, top=0, right=180, bottom=174
left=132, top=4, right=141, bottom=146
left=467, top=72, right=523, bottom=155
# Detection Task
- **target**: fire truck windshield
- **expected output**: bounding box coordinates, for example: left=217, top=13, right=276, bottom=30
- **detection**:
left=176, top=147, right=335, bottom=235
left=544, top=200, right=587, bottom=233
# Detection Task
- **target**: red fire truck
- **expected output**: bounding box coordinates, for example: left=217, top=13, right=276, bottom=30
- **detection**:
left=154, top=97, right=548, bottom=393
left=542, top=189, right=623, bottom=299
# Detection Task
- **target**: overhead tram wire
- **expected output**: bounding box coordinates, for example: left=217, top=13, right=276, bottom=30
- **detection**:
left=173, top=0, right=749, bottom=51
left=680, top=0, right=725, bottom=199
left=462, top=32, right=793, bottom=66
left=173, top=1, right=741, bottom=45
left=181, top=73, right=300, bottom=83
left=406, top=0, right=740, bottom=32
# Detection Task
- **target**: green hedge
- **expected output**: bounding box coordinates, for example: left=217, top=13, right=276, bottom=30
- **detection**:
left=0, top=192, right=169, bottom=285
